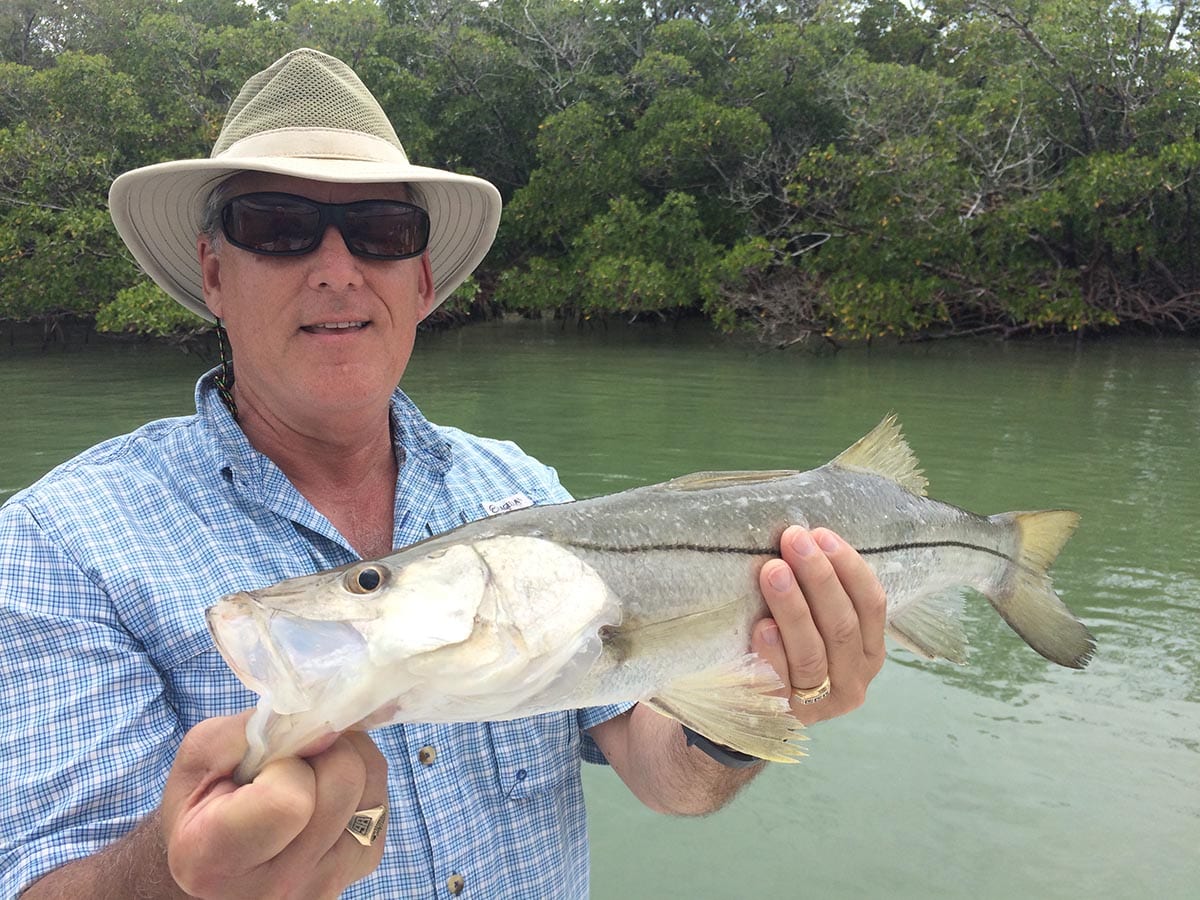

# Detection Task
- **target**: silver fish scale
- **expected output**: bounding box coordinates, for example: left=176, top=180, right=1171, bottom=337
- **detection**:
left=464, top=464, right=1017, bottom=707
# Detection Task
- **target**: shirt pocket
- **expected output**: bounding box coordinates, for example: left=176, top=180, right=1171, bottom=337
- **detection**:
left=147, top=619, right=257, bottom=725
left=486, top=712, right=580, bottom=801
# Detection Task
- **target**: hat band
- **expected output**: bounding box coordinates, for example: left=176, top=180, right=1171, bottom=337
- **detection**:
left=216, top=128, right=411, bottom=164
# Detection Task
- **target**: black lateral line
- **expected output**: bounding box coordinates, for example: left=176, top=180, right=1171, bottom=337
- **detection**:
left=860, top=540, right=1012, bottom=562
left=565, top=540, right=773, bottom=555
left=566, top=538, right=1012, bottom=562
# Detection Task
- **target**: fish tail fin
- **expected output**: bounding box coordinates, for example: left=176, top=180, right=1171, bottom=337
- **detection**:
left=986, top=509, right=1095, bottom=669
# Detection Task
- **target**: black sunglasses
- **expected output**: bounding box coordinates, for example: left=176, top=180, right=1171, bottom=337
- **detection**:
left=220, top=192, right=431, bottom=260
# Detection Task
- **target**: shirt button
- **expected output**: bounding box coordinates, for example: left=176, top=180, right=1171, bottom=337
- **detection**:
left=446, top=873, right=465, bottom=894
left=418, top=745, right=437, bottom=766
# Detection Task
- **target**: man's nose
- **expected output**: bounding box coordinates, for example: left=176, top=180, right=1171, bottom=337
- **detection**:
left=307, top=225, right=364, bottom=289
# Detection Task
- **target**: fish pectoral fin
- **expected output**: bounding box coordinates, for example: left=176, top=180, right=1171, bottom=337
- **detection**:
left=659, top=470, right=799, bottom=492
left=644, top=653, right=808, bottom=764
left=602, top=602, right=743, bottom=659
left=886, top=588, right=970, bottom=664
left=830, top=413, right=929, bottom=496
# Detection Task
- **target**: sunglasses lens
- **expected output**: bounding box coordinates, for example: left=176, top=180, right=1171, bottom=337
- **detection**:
left=343, top=202, right=430, bottom=259
left=224, top=195, right=321, bottom=254
left=221, top=194, right=430, bottom=259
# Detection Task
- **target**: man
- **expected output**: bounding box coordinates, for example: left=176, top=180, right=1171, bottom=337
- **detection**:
left=0, top=49, right=886, bottom=898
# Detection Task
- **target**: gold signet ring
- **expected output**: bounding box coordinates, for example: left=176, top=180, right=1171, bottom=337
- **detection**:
left=346, top=805, right=388, bottom=846
left=792, top=676, right=832, bottom=705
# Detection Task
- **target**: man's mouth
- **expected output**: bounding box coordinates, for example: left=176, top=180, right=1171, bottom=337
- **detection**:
left=302, top=321, right=368, bottom=334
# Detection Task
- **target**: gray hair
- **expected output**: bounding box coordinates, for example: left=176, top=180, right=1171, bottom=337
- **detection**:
left=199, top=180, right=235, bottom=246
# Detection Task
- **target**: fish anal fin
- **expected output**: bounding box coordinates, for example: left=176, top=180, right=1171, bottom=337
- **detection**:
left=831, top=414, right=928, bottom=497
left=662, top=470, right=799, bottom=492
left=886, top=589, right=969, bottom=664
left=644, top=654, right=808, bottom=764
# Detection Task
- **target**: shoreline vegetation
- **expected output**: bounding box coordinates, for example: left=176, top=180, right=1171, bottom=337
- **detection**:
left=3, top=310, right=1192, bottom=365
left=4, top=1, right=1200, bottom=347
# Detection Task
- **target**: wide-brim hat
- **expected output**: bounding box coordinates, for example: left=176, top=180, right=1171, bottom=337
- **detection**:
left=109, top=48, right=501, bottom=322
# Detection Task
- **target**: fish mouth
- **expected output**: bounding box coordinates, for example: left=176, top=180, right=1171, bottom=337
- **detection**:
left=207, top=592, right=368, bottom=715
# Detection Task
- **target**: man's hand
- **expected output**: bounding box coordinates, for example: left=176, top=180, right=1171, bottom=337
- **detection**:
left=752, top=525, right=888, bottom=725
left=590, top=525, right=886, bottom=816
left=161, top=713, right=388, bottom=900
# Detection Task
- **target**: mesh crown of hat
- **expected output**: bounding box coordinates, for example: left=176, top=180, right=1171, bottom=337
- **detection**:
left=212, top=48, right=402, bottom=156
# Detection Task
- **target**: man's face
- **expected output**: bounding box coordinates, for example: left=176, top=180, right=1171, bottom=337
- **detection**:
left=197, top=173, right=436, bottom=429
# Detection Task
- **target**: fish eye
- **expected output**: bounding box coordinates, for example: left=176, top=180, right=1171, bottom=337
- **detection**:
left=345, top=565, right=385, bottom=594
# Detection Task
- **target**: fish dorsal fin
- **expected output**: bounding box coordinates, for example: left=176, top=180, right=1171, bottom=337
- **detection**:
left=643, top=653, right=808, bottom=764
left=831, top=414, right=928, bottom=496
left=662, top=470, right=799, bottom=492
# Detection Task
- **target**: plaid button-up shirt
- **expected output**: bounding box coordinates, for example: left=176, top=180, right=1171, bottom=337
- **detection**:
left=0, top=370, right=629, bottom=898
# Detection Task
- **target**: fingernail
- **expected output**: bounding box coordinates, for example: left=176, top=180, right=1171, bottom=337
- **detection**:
left=789, top=529, right=818, bottom=557
left=761, top=622, right=781, bottom=646
left=816, top=530, right=840, bottom=553
left=767, top=562, right=792, bottom=592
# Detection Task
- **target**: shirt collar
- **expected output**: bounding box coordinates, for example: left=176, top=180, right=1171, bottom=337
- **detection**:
left=388, top=384, right=454, bottom=476
left=194, top=367, right=454, bottom=484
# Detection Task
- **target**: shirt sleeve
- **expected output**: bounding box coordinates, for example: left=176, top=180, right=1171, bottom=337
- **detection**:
left=576, top=702, right=635, bottom=764
left=0, top=501, right=183, bottom=895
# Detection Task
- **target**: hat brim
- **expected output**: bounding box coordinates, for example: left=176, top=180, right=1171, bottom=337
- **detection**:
left=109, top=158, right=501, bottom=322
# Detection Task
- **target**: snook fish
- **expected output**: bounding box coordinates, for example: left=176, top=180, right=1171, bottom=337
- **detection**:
left=207, top=416, right=1094, bottom=783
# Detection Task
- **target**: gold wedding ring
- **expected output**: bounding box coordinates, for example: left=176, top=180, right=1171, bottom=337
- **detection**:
left=346, top=804, right=388, bottom=846
left=792, top=675, right=832, bottom=705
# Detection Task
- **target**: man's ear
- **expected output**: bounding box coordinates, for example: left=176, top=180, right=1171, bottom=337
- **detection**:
left=416, top=251, right=437, bottom=320
left=198, top=235, right=224, bottom=320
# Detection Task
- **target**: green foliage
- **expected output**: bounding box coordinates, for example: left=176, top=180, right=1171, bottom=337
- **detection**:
left=2, top=0, right=1200, bottom=339
left=0, top=50, right=152, bottom=325
left=497, top=192, right=716, bottom=318
left=705, top=2, right=1200, bottom=342
left=94, top=281, right=207, bottom=336
left=501, top=101, right=642, bottom=254
left=285, top=0, right=386, bottom=64
left=0, top=203, right=130, bottom=320
left=856, top=0, right=940, bottom=66
left=428, top=274, right=483, bottom=323
left=634, top=88, right=770, bottom=191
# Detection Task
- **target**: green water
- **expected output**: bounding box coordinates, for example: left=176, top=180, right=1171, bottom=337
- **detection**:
left=2, top=322, right=1197, bottom=898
